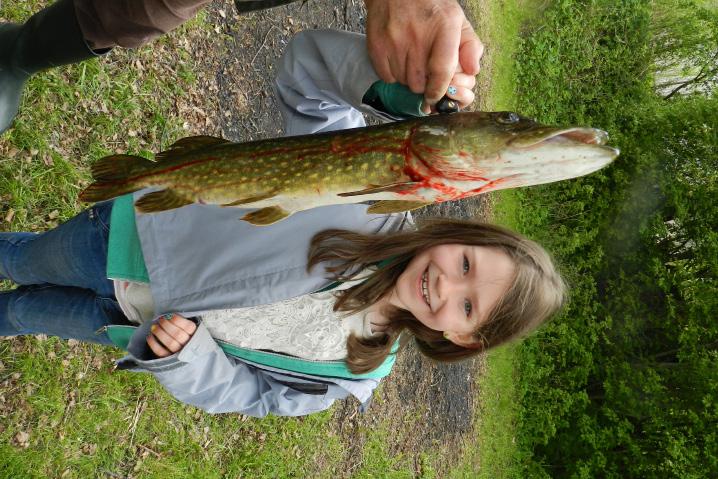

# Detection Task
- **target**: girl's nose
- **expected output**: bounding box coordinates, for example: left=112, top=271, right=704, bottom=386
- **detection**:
left=437, top=273, right=459, bottom=301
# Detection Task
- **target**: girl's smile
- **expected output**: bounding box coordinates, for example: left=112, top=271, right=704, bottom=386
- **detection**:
left=389, top=244, right=516, bottom=347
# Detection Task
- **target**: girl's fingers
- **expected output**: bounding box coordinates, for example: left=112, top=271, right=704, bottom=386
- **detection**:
left=146, top=333, right=172, bottom=358
left=149, top=325, right=183, bottom=353
left=156, top=315, right=193, bottom=345
left=145, top=314, right=198, bottom=358
left=169, top=314, right=198, bottom=336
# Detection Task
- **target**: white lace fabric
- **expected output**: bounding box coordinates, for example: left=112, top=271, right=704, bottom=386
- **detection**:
left=201, top=290, right=371, bottom=361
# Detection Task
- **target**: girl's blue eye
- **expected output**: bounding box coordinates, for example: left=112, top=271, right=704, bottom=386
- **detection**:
left=464, top=300, right=472, bottom=316
left=463, top=255, right=470, bottom=274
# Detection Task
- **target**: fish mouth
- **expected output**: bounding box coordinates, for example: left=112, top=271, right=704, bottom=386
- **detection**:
left=510, top=127, right=613, bottom=148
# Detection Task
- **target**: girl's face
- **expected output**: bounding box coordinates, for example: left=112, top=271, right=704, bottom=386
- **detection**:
left=389, top=244, right=516, bottom=347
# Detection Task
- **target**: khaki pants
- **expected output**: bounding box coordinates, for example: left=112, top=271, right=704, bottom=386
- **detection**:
left=73, top=0, right=211, bottom=49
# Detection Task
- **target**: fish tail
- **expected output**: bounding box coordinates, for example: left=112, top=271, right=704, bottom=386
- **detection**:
left=79, top=154, right=154, bottom=203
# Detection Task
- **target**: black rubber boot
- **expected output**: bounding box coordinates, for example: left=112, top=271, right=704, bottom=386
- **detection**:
left=0, top=0, right=102, bottom=134
left=234, top=0, right=304, bottom=14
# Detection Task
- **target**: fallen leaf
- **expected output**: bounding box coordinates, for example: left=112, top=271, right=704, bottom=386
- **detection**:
left=48, top=210, right=60, bottom=220
left=15, top=431, right=30, bottom=447
left=4, top=209, right=14, bottom=223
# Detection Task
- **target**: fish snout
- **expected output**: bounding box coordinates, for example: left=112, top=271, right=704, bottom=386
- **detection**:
left=510, top=127, right=614, bottom=148
left=557, top=127, right=609, bottom=146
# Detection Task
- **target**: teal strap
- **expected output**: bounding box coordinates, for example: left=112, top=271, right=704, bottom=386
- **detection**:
left=362, top=81, right=426, bottom=118
left=105, top=325, right=398, bottom=380
left=215, top=339, right=398, bottom=380
left=106, top=194, right=149, bottom=282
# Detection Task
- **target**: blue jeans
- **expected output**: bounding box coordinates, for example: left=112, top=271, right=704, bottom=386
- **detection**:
left=0, top=201, right=130, bottom=345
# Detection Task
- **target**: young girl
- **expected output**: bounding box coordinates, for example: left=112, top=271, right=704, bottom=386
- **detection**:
left=0, top=30, right=565, bottom=417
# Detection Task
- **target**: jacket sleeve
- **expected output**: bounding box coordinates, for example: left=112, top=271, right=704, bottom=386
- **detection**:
left=274, top=29, right=403, bottom=137
left=117, top=320, right=343, bottom=416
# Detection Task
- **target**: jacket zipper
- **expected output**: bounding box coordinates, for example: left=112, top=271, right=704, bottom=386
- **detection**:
left=214, top=337, right=345, bottom=365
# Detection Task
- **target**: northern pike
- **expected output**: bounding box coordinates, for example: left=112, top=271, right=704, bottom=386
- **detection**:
left=80, top=111, right=619, bottom=225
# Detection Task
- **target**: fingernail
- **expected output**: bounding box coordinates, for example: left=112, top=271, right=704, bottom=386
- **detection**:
left=160, top=313, right=173, bottom=321
left=151, top=324, right=157, bottom=332
left=447, top=86, right=457, bottom=95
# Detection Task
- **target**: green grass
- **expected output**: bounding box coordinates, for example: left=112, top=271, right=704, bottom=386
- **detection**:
left=0, top=3, right=348, bottom=476
left=1, top=2, right=197, bottom=230
left=0, top=338, right=347, bottom=478
left=475, top=345, right=521, bottom=479
left=470, top=0, right=547, bottom=111
left=490, top=190, right=522, bottom=230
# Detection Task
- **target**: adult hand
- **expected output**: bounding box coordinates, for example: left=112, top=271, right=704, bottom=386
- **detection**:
left=430, top=69, right=476, bottom=113
left=364, top=0, right=484, bottom=110
left=146, top=313, right=197, bottom=358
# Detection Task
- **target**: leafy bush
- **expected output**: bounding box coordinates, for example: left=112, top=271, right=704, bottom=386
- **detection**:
left=508, top=0, right=718, bottom=477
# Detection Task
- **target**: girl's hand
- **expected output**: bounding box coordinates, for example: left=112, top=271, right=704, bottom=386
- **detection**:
left=146, top=313, right=197, bottom=358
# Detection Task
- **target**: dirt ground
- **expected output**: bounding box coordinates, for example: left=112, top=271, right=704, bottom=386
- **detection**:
left=174, top=0, right=493, bottom=474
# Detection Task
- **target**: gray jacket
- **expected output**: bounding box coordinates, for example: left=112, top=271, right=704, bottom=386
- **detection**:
left=115, top=30, right=411, bottom=417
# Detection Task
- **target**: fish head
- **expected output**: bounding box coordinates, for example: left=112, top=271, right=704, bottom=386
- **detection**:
left=406, top=112, right=619, bottom=190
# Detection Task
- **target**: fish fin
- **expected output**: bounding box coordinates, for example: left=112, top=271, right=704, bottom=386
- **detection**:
left=155, top=136, right=230, bottom=161
left=79, top=154, right=153, bottom=203
left=338, top=182, right=421, bottom=197
left=367, top=201, right=431, bottom=214
left=240, top=206, right=291, bottom=226
left=134, top=190, right=194, bottom=213
left=221, top=192, right=276, bottom=207
left=89, top=154, right=154, bottom=182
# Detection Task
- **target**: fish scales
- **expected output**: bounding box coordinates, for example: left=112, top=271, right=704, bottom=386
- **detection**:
left=80, top=112, right=619, bottom=225
left=154, top=129, right=411, bottom=204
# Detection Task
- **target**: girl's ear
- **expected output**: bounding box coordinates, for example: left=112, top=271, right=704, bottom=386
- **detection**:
left=444, top=331, right=483, bottom=349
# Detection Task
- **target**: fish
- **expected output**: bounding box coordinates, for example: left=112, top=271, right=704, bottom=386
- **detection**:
left=79, top=111, right=619, bottom=225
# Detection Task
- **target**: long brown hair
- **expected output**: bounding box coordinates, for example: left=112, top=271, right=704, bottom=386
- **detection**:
left=308, top=218, right=566, bottom=374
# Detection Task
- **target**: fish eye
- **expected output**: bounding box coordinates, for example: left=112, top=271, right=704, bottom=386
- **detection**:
left=496, top=112, right=520, bottom=124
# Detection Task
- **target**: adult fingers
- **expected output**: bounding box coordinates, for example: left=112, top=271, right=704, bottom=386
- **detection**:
left=446, top=84, right=475, bottom=109
left=147, top=333, right=172, bottom=358
left=405, top=45, right=429, bottom=94
left=423, top=27, right=461, bottom=106
left=387, top=47, right=407, bottom=90
left=458, top=20, right=483, bottom=76
left=370, top=49, right=396, bottom=84
left=450, top=72, right=476, bottom=89
left=365, top=7, right=397, bottom=84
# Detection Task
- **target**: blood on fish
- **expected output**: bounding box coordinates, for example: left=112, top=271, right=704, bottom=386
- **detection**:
left=454, top=177, right=514, bottom=199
